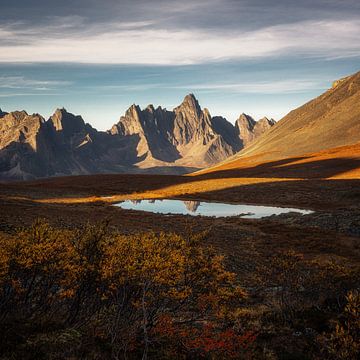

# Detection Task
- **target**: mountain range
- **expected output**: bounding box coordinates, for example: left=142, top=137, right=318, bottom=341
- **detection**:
left=0, top=94, right=274, bottom=180
left=237, top=71, right=360, bottom=161
left=3, top=69, right=359, bottom=182
left=202, top=70, right=360, bottom=175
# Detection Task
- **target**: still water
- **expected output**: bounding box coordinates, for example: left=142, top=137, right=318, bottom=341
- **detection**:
left=115, top=199, right=313, bottom=219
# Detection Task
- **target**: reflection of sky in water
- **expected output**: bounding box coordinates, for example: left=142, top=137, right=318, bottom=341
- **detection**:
left=115, top=199, right=313, bottom=219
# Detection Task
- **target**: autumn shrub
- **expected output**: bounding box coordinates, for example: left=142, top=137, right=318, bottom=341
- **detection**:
left=253, top=250, right=359, bottom=359
left=0, top=220, right=252, bottom=359
left=258, top=250, right=358, bottom=329
left=317, top=290, right=360, bottom=360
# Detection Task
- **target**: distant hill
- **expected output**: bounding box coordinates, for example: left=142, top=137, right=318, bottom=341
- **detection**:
left=0, top=94, right=273, bottom=180
left=237, top=71, right=360, bottom=161
left=199, top=70, right=360, bottom=177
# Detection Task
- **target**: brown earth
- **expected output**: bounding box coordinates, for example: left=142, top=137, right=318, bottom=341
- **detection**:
left=1, top=142, right=359, bottom=359
left=1, top=142, right=360, bottom=281
left=1, top=73, right=360, bottom=358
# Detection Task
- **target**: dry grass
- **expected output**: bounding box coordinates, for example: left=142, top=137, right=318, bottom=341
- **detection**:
left=0, top=144, right=359, bottom=271
left=0, top=143, right=360, bottom=359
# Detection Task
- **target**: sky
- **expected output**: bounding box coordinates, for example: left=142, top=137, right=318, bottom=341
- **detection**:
left=0, top=0, right=360, bottom=130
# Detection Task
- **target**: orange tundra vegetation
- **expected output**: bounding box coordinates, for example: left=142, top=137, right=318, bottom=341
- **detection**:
left=0, top=220, right=254, bottom=359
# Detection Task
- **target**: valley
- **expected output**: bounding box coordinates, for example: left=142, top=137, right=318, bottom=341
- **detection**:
left=1, top=71, right=360, bottom=359
left=1, top=0, right=360, bottom=358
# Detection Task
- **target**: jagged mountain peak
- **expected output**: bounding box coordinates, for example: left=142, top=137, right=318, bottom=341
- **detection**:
left=234, top=113, right=275, bottom=147
left=183, top=93, right=198, bottom=103
left=175, top=93, right=202, bottom=118
left=7, top=110, right=29, bottom=121
left=50, top=108, right=86, bottom=133
left=111, top=94, right=274, bottom=164
left=236, top=114, right=256, bottom=132
left=0, top=94, right=275, bottom=180
left=203, top=108, right=211, bottom=117
left=55, top=107, right=68, bottom=113
left=124, top=104, right=141, bottom=118
left=257, top=116, right=276, bottom=125
left=0, top=111, right=46, bottom=129
left=0, top=110, right=46, bottom=162
left=52, top=107, right=75, bottom=120
left=146, top=104, right=155, bottom=112
left=52, top=107, right=81, bottom=118
left=237, top=113, right=256, bottom=123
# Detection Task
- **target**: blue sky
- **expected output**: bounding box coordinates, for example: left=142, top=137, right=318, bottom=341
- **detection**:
left=0, top=0, right=359, bottom=130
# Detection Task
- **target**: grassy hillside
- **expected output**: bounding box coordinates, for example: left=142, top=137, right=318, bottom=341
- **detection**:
left=227, top=71, right=360, bottom=162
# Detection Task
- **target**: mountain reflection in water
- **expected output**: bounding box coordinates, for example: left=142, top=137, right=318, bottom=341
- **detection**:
left=115, top=199, right=313, bottom=219
left=183, top=201, right=200, bottom=212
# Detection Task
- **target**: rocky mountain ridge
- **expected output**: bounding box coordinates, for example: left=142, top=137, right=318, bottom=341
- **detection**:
left=236, top=70, right=360, bottom=161
left=0, top=94, right=274, bottom=180
left=203, top=70, right=360, bottom=175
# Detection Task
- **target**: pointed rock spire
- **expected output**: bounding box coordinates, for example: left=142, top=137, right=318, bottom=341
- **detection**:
left=176, top=93, right=202, bottom=119
left=253, top=117, right=276, bottom=137
left=50, top=108, right=86, bottom=133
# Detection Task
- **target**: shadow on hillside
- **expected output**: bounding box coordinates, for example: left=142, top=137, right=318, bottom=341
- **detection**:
left=2, top=156, right=360, bottom=203
left=194, top=156, right=360, bottom=180
left=178, top=178, right=360, bottom=210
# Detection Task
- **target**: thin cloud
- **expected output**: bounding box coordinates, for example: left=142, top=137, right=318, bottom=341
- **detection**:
left=170, top=79, right=328, bottom=94
left=114, top=21, right=156, bottom=30
left=0, top=76, right=72, bottom=89
left=0, top=93, right=62, bottom=97
left=97, top=84, right=163, bottom=91
left=0, top=19, right=359, bottom=64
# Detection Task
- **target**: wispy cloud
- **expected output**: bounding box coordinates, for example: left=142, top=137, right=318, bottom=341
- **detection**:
left=96, top=78, right=328, bottom=94
left=0, top=76, right=72, bottom=90
left=0, top=18, right=359, bottom=65
left=114, top=21, right=157, bottom=30
left=170, top=79, right=328, bottom=94
left=0, top=93, right=62, bottom=97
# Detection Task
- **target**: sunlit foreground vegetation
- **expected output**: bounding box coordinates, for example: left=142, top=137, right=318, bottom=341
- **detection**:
left=0, top=220, right=254, bottom=359
left=0, top=220, right=359, bottom=359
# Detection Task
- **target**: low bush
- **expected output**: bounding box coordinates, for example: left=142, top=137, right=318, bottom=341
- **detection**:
left=0, top=220, right=252, bottom=359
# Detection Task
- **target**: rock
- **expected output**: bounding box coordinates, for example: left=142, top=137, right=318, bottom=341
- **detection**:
left=253, top=117, right=276, bottom=138
left=0, top=94, right=274, bottom=180
left=110, top=94, right=274, bottom=169
left=235, top=113, right=257, bottom=147
left=233, top=113, right=275, bottom=148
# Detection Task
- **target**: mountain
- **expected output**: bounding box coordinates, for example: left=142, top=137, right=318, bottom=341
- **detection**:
left=0, top=109, right=134, bottom=179
left=0, top=94, right=274, bottom=180
left=0, top=111, right=47, bottom=179
left=198, top=71, right=360, bottom=178
left=237, top=71, right=360, bottom=161
left=234, top=114, right=275, bottom=147
left=110, top=94, right=274, bottom=169
left=109, top=94, right=232, bottom=168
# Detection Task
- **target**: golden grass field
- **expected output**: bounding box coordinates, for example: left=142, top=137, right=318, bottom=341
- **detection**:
left=1, top=142, right=360, bottom=274
left=1, top=143, right=360, bottom=358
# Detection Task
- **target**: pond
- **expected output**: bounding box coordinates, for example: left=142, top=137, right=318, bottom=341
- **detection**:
left=114, top=199, right=313, bottom=219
